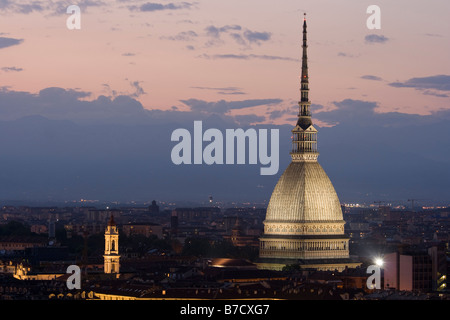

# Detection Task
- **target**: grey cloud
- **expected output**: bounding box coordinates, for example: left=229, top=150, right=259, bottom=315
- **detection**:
left=365, top=34, right=389, bottom=44
left=0, top=37, right=24, bottom=49
left=180, top=98, right=282, bottom=114
left=191, top=86, right=246, bottom=95
left=15, top=2, right=44, bottom=14
left=229, top=33, right=246, bottom=46
left=50, top=0, right=106, bottom=15
left=234, top=114, right=266, bottom=126
left=314, top=99, right=446, bottom=128
left=129, top=81, right=146, bottom=98
left=316, top=99, right=377, bottom=126
left=199, top=53, right=297, bottom=62
left=337, top=52, right=357, bottom=58
left=0, top=0, right=106, bottom=15
left=243, top=30, right=271, bottom=43
left=161, top=30, right=198, bottom=41
left=0, top=0, right=11, bottom=9
left=39, top=87, right=91, bottom=100
left=361, top=75, right=382, bottom=81
left=1, top=86, right=450, bottom=203
left=268, top=108, right=291, bottom=120
left=422, top=90, right=448, bottom=98
left=389, top=75, right=450, bottom=91
left=0, top=0, right=43, bottom=14
left=205, top=25, right=242, bottom=38
left=205, top=25, right=271, bottom=47
left=0, top=87, right=149, bottom=124
left=218, top=91, right=246, bottom=95
left=177, top=19, right=195, bottom=24
left=130, top=2, right=193, bottom=12
left=1, top=66, right=23, bottom=72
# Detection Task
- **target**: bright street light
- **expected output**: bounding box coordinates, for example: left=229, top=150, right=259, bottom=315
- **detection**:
left=375, top=258, right=384, bottom=267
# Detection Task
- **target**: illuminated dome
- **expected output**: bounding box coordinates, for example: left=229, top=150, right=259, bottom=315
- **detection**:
left=257, top=15, right=360, bottom=271
left=265, top=162, right=343, bottom=222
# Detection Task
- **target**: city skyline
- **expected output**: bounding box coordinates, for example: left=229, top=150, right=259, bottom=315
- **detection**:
left=0, top=2, right=449, bottom=307
left=0, top=1, right=450, bottom=205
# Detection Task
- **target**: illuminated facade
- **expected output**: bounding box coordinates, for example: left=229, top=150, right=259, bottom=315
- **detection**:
left=104, top=215, right=120, bottom=274
left=258, top=15, right=360, bottom=271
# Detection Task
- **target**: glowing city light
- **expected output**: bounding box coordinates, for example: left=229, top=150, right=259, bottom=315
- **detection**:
left=375, top=258, right=384, bottom=267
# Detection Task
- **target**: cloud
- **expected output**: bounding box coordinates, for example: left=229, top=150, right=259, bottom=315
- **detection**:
left=337, top=52, right=359, bottom=58
left=205, top=25, right=242, bottom=38
left=217, top=91, right=246, bottom=95
left=130, top=2, right=193, bottom=12
left=1, top=86, right=450, bottom=203
left=0, top=0, right=43, bottom=14
left=199, top=53, right=297, bottom=62
left=13, top=2, right=43, bottom=14
left=1, top=66, right=23, bottom=72
left=268, top=108, right=291, bottom=120
left=180, top=98, right=282, bottom=114
left=0, top=0, right=106, bottom=15
left=0, top=85, right=246, bottom=128
left=0, top=0, right=10, bottom=9
left=0, top=37, right=24, bottom=49
left=102, top=80, right=147, bottom=99
left=129, top=81, right=146, bottom=98
left=0, top=86, right=150, bottom=124
left=361, top=75, right=382, bottom=81
left=365, top=34, right=389, bottom=44
left=160, top=30, right=198, bottom=41
left=315, top=99, right=377, bottom=126
left=191, top=86, right=246, bottom=95
left=204, top=25, right=271, bottom=47
left=229, top=33, right=246, bottom=46
left=234, top=114, right=266, bottom=126
left=389, top=75, right=450, bottom=91
left=243, top=30, right=271, bottom=44
left=313, top=98, right=447, bottom=128
left=38, top=87, right=91, bottom=100
left=422, top=90, right=448, bottom=98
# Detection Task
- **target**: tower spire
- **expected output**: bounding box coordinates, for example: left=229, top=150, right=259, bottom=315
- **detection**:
left=299, top=13, right=311, bottom=123
left=301, top=13, right=308, bottom=90
left=291, top=13, right=319, bottom=162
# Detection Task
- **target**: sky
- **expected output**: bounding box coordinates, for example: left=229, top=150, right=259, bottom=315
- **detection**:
left=0, top=1, right=450, bottom=206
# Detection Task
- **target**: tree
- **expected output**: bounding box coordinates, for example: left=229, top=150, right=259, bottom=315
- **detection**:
left=0, top=221, right=33, bottom=236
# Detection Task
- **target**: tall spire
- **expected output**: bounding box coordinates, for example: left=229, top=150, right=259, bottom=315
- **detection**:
left=291, top=13, right=319, bottom=162
left=298, top=13, right=311, bottom=126
left=301, top=13, right=308, bottom=99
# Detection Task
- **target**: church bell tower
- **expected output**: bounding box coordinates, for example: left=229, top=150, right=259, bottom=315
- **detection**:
left=104, top=214, right=120, bottom=274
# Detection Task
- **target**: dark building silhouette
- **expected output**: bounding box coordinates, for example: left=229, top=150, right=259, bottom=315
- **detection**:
left=171, top=211, right=179, bottom=237
left=148, top=200, right=159, bottom=214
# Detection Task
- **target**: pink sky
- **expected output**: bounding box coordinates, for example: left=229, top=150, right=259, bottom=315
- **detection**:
left=1, top=0, right=449, bottom=125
